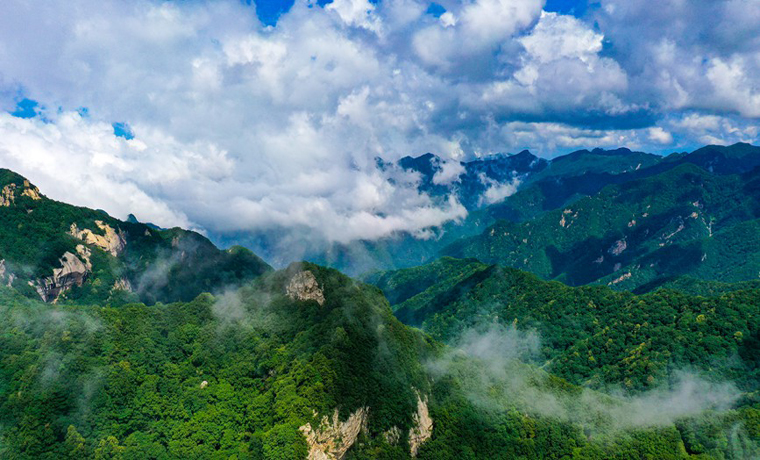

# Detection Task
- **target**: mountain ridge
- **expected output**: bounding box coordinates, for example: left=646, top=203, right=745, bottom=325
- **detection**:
left=0, top=169, right=272, bottom=305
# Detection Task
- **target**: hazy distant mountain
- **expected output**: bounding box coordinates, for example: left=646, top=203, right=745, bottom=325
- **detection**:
left=309, top=143, right=760, bottom=276
left=443, top=161, right=760, bottom=292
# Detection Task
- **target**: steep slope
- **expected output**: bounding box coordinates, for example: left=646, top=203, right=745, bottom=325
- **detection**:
left=0, top=264, right=432, bottom=459
left=472, top=143, right=760, bottom=229
left=370, top=257, right=760, bottom=392
left=1, top=265, right=756, bottom=459
left=310, top=143, right=760, bottom=276
left=395, top=149, right=548, bottom=209
left=309, top=147, right=670, bottom=275
left=443, top=163, right=760, bottom=291
left=0, top=169, right=271, bottom=305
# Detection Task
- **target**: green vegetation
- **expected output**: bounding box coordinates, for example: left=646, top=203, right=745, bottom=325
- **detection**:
left=0, top=169, right=271, bottom=305
left=443, top=164, right=760, bottom=293
left=371, top=257, right=760, bottom=392
left=0, top=265, right=431, bottom=458
left=312, top=143, right=760, bottom=279
left=2, top=265, right=756, bottom=459
left=2, top=141, right=760, bottom=460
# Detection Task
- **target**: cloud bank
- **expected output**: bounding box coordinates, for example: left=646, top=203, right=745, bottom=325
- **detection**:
left=0, top=0, right=758, bottom=244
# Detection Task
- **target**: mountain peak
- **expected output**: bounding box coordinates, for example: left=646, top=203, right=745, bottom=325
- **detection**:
left=398, top=152, right=441, bottom=176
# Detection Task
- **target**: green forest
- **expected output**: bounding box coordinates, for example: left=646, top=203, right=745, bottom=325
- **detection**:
left=3, top=265, right=758, bottom=459
left=2, top=144, right=760, bottom=459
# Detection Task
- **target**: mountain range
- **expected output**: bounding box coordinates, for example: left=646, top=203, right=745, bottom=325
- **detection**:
left=1, top=143, right=760, bottom=459
left=309, top=143, right=760, bottom=282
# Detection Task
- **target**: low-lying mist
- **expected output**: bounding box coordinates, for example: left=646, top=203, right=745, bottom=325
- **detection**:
left=428, top=323, right=743, bottom=434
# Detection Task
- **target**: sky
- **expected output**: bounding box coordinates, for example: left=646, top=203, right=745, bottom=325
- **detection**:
left=0, top=0, right=759, bottom=245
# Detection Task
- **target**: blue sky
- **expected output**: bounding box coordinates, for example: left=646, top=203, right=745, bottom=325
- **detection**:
left=253, top=0, right=589, bottom=25
left=0, top=0, right=758, bottom=242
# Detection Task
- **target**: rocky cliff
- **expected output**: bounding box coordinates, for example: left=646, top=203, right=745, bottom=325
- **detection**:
left=69, top=221, right=126, bottom=256
left=408, top=394, right=433, bottom=457
left=33, top=250, right=91, bottom=302
left=0, top=180, right=42, bottom=207
left=286, top=270, right=325, bottom=305
left=299, top=407, right=369, bottom=460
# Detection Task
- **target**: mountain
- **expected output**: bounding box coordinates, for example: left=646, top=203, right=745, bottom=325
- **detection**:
left=0, top=169, right=271, bottom=305
left=2, top=264, right=757, bottom=459
left=366, top=257, right=760, bottom=392
left=393, top=147, right=663, bottom=211
left=442, top=161, right=760, bottom=292
left=306, top=146, right=669, bottom=275
left=677, top=143, right=760, bottom=174
left=307, top=143, right=760, bottom=276
left=396, top=149, right=548, bottom=209
left=0, top=169, right=758, bottom=458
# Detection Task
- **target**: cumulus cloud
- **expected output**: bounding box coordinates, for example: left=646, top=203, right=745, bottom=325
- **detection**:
left=0, top=0, right=757, bottom=251
left=0, top=112, right=195, bottom=229
left=596, top=0, right=760, bottom=118
left=666, top=113, right=760, bottom=146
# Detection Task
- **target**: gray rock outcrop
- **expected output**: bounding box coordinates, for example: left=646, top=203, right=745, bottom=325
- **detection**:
left=299, top=407, right=369, bottom=460
left=34, top=252, right=90, bottom=302
left=408, top=394, right=433, bottom=457
left=286, top=270, right=325, bottom=305
left=69, top=220, right=126, bottom=256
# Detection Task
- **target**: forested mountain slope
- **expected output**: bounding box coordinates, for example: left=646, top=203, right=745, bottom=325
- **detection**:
left=0, top=168, right=759, bottom=458
left=442, top=163, right=760, bottom=292
left=367, top=257, right=760, bottom=392
left=312, top=143, right=760, bottom=276
left=0, top=169, right=271, bottom=305
left=2, top=264, right=758, bottom=459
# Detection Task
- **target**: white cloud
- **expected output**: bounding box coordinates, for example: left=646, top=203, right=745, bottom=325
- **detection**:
left=413, top=0, right=544, bottom=71
left=0, top=0, right=758, bottom=253
left=667, top=113, right=759, bottom=146
left=440, top=12, right=457, bottom=27
left=479, top=175, right=521, bottom=206
left=0, top=112, right=194, bottom=229
left=706, top=57, right=760, bottom=118
left=433, top=159, right=466, bottom=185
left=326, top=0, right=382, bottom=32
left=647, top=127, right=673, bottom=145
left=474, top=11, right=629, bottom=120
left=596, top=0, right=760, bottom=117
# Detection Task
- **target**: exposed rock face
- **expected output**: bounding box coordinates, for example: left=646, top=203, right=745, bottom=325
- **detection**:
left=112, top=277, right=133, bottom=292
left=383, top=426, right=401, bottom=445
left=35, top=252, right=90, bottom=302
left=408, top=394, right=433, bottom=457
left=70, top=220, right=126, bottom=256
left=21, top=181, right=41, bottom=200
left=609, top=272, right=632, bottom=286
left=76, top=245, right=93, bottom=271
left=0, top=259, right=11, bottom=286
left=0, top=181, right=42, bottom=206
left=286, top=270, right=325, bottom=305
left=0, top=184, right=16, bottom=207
left=300, top=407, right=368, bottom=460
left=608, top=239, right=627, bottom=256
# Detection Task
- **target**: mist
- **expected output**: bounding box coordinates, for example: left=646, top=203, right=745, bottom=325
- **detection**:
left=428, top=323, right=743, bottom=434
